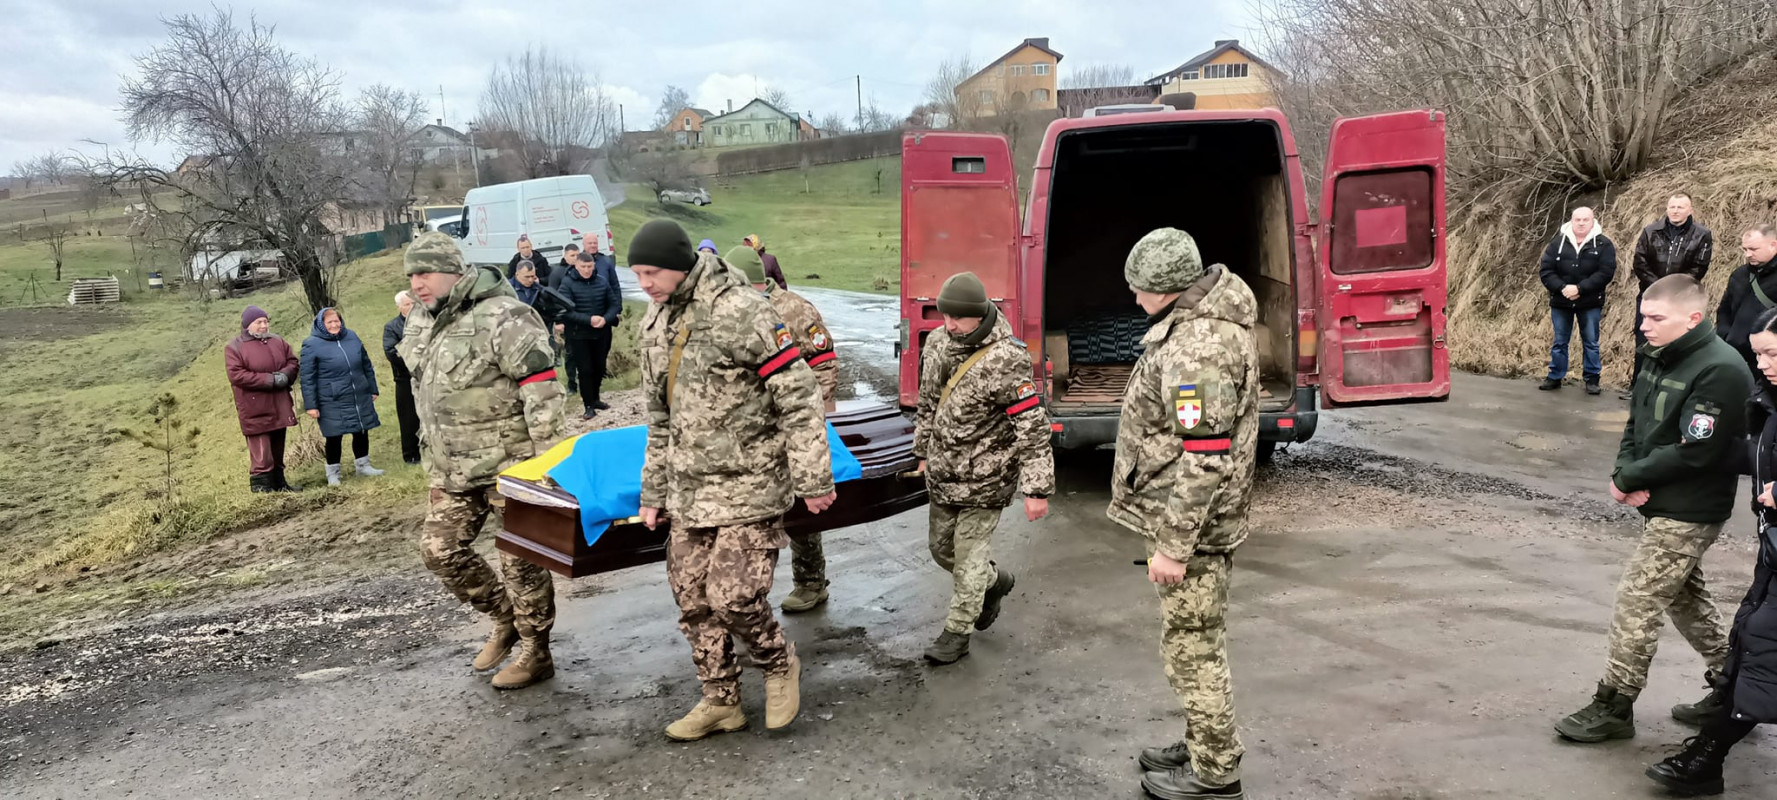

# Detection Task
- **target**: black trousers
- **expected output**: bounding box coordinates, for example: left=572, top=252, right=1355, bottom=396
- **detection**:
left=1702, top=676, right=1760, bottom=747
left=394, top=377, right=421, bottom=462
left=324, top=431, right=370, bottom=465
left=570, top=330, right=612, bottom=408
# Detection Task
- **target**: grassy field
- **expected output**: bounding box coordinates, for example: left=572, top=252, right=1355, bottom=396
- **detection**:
left=610, top=157, right=902, bottom=294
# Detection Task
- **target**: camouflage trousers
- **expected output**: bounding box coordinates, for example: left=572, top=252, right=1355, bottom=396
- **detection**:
left=1602, top=516, right=1730, bottom=696
left=789, top=532, right=828, bottom=590
left=1157, top=552, right=1243, bottom=787
left=929, top=503, right=1001, bottom=634
left=666, top=517, right=796, bottom=705
left=420, top=486, right=556, bottom=639
left=814, top=365, right=839, bottom=413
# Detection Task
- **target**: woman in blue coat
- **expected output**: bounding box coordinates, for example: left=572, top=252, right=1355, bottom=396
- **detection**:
left=301, top=307, right=384, bottom=486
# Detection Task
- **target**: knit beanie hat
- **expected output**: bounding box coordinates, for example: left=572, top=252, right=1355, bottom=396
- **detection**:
left=628, top=219, right=697, bottom=271
left=1124, top=227, right=1205, bottom=294
left=698, top=238, right=719, bottom=254
left=937, top=272, right=994, bottom=318
left=726, top=245, right=767, bottom=284
left=405, top=232, right=472, bottom=276
left=241, top=305, right=269, bottom=331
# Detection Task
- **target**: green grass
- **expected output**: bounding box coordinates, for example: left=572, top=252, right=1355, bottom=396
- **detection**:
left=611, top=157, right=902, bottom=294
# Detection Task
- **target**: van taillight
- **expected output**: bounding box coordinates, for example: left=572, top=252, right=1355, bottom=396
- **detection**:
left=1298, top=309, right=1319, bottom=375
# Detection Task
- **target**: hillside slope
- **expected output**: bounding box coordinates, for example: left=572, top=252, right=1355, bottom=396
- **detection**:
left=1446, top=52, right=1777, bottom=386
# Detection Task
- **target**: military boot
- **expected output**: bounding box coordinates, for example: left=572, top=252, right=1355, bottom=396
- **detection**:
left=1671, top=675, right=1728, bottom=726
left=664, top=701, right=747, bottom=741
left=472, top=621, right=520, bottom=671
left=1139, top=741, right=1192, bottom=773
left=924, top=630, right=970, bottom=664
left=1645, top=735, right=1727, bottom=796
left=1554, top=682, right=1635, bottom=742
left=491, top=637, right=554, bottom=690
left=764, top=653, right=802, bottom=729
left=781, top=583, right=829, bottom=614
left=272, top=468, right=302, bottom=492
left=974, top=568, right=1016, bottom=631
left=1142, top=768, right=1243, bottom=799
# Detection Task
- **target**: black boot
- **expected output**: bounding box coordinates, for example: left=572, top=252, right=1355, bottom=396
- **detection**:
left=1554, top=682, right=1636, bottom=742
left=273, top=468, right=303, bottom=492
left=1139, top=741, right=1192, bottom=773
left=1584, top=377, right=1601, bottom=396
left=249, top=472, right=272, bottom=493
left=582, top=405, right=598, bottom=420
left=1142, top=768, right=1243, bottom=799
left=1538, top=378, right=1562, bottom=391
left=974, top=568, right=1017, bottom=631
left=1645, top=735, right=1727, bottom=796
left=1671, top=675, right=1728, bottom=726
left=923, top=630, right=970, bottom=664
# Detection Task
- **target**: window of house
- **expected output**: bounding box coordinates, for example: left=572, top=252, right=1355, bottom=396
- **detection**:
left=1033, top=63, right=1051, bottom=76
left=1202, top=63, right=1250, bottom=80
left=683, top=118, right=692, bottom=130
left=978, top=89, right=995, bottom=103
left=1031, top=88, right=1051, bottom=103
left=741, top=123, right=752, bottom=136
left=1009, top=64, right=1027, bottom=76
left=1180, top=71, right=1200, bottom=80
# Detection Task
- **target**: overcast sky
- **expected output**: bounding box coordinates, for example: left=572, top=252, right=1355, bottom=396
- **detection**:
left=0, top=0, right=1258, bottom=170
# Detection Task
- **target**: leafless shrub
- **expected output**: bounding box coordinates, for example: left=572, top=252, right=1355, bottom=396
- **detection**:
left=477, top=46, right=615, bottom=178
left=356, top=84, right=429, bottom=227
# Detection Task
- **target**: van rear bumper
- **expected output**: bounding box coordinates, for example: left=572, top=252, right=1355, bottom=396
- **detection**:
left=1050, top=387, right=1320, bottom=450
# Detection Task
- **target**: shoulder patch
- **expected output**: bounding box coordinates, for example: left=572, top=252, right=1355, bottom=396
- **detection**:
left=774, top=323, right=795, bottom=350
left=1173, top=382, right=1204, bottom=431
left=807, top=323, right=831, bottom=351
left=1687, top=413, right=1716, bottom=440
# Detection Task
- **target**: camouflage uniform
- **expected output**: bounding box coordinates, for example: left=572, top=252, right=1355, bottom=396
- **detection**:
left=1106, top=229, right=1260, bottom=789
left=399, top=234, right=566, bottom=645
left=640, top=252, right=833, bottom=705
left=761, top=281, right=839, bottom=593
left=1603, top=517, right=1729, bottom=694
left=913, top=312, right=1055, bottom=634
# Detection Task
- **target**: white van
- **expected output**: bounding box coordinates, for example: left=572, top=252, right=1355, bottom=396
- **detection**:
left=450, top=175, right=612, bottom=267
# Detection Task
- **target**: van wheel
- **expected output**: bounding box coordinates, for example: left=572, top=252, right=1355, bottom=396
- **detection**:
left=1256, top=441, right=1277, bottom=465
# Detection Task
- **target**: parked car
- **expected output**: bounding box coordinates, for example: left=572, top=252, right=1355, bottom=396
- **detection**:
left=659, top=187, right=712, bottom=206
left=898, top=109, right=1451, bottom=462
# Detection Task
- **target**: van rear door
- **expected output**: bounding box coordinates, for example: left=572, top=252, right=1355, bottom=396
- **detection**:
left=1316, top=110, right=1449, bottom=406
left=898, top=132, right=1021, bottom=409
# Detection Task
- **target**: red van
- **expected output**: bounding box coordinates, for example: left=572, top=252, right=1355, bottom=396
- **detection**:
left=897, top=108, right=1451, bottom=458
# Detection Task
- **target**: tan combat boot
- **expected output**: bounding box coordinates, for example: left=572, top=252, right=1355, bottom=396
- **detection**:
left=664, top=701, right=748, bottom=741
left=472, top=621, right=520, bottom=671
left=780, top=584, right=829, bottom=614
left=764, top=653, right=802, bottom=729
left=491, top=637, right=555, bottom=690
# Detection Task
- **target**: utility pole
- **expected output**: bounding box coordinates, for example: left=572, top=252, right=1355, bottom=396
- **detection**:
left=619, top=104, right=625, bottom=135
left=856, top=75, right=863, bottom=132
left=438, top=84, right=446, bottom=123
left=467, top=121, right=482, bottom=189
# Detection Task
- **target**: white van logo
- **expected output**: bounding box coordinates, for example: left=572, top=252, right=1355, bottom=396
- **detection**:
left=571, top=200, right=591, bottom=219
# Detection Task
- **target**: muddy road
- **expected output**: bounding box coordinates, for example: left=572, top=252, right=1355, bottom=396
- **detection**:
left=4, top=372, right=1775, bottom=798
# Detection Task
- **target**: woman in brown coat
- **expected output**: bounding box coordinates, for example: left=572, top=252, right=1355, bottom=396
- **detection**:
left=225, top=305, right=302, bottom=492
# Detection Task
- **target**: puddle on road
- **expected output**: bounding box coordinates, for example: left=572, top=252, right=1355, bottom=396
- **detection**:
left=1510, top=434, right=1560, bottom=452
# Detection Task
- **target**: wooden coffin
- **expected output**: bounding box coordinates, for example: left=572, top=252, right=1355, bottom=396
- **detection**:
left=496, top=400, right=928, bottom=577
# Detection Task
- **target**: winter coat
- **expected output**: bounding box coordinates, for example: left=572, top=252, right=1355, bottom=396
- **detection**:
left=1632, top=217, right=1713, bottom=291
left=300, top=308, right=382, bottom=438
left=557, top=261, right=622, bottom=341
left=1614, top=320, right=1752, bottom=523
left=1539, top=223, right=1617, bottom=310
left=510, top=279, right=544, bottom=309
left=508, top=251, right=553, bottom=285
left=1715, top=259, right=1777, bottom=373
left=913, top=310, right=1055, bottom=509
left=382, top=314, right=411, bottom=383
left=224, top=333, right=299, bottom=436
left=1724, top=387, right=1777, bottom=723
left=759, top=250, right=787, bottom=290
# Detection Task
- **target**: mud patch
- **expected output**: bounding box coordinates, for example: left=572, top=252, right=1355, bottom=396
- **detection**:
left=0, top=306, right=134, bottom=355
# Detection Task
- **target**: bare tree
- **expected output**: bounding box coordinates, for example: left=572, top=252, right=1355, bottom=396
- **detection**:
left=40, top=210, right=70, bottom=281
left=357, top=84, right=429, bottom=226
left=632, top=148, right=696, bottom=202
left=9, top=160, right=34, bottom=190
left=1062, top=64, right=1136, bottom=90
left=857, top=95, right=898, bottom=133
left=653, top=84, right=692, bottom=129
left=85, top=9, right=356, bottom=314
left=477, top=46, right=615, bottom=178
left=924, top=54, right=981, bottom=127
left=31, top=151, right=72, bottom=186
left=760, top=86, right=795, bottom=113
left=817, top=112, right=851, bottom=136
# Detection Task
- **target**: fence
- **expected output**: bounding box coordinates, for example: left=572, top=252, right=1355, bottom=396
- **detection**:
left=714, top=131, right=905, bottom=176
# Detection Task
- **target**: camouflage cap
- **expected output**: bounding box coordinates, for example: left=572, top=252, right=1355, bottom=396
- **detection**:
left=405, top=232, right=471, bottom=276
left=1124, top=227, right=1204, bottom=294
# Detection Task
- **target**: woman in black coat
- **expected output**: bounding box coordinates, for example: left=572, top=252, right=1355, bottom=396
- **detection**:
left=1646, top=304, right=1777, bottom=795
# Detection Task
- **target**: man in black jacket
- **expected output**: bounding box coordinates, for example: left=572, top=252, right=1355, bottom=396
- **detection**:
left=1628, top=194, right=1714, bottom=397
left=507, top=235, right=554, bottom=286
left=1715, top=224, right=1777, bottom=375
left=381, top=291, right=422, bottom=464
left=1539, top=207, right=1617, bottom=395
left=1554, top=275, right=1752, bottom=744
left=555, top=251, right=621, bottom=419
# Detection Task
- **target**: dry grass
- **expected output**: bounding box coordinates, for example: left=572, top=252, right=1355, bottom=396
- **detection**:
left=1448, top=52, right=1777, bottom=386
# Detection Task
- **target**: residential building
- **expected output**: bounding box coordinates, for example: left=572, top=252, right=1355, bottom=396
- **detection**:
left=955, top=37, right=1064, bottom=118
left=663, top=107, right=714, bottom=147
left=410, top=123, right=473, bottom=165
left=702, top=99, right=801, bottom=148
left=1144, top=39, right=1280, bottom=110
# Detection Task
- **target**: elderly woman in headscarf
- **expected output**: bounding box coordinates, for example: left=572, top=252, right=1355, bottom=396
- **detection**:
left=224, top=305, right=302, bottom=492
left=300, top=307, right=384, bottom=486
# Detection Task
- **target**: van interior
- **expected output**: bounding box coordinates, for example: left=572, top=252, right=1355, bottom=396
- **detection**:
left=1041, top=119, right=1296, bottom=412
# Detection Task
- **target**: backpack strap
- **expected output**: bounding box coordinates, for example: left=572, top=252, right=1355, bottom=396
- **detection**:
left=939, top=347, right=994, bottom=408
left=1750, top=272, right=1776, bottom=311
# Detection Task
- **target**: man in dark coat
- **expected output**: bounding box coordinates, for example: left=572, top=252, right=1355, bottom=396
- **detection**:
left=1714, top=224, right=1777, bottom=375
left=383, top=291, right=422, bottom=465
left=555, top=251, right=621, bottom=418
left=507, top=234, right=553, bottom=285
left=225, top=305, right=302, bottom=492
left=1538, top=206, right=1617, bottom=395
left=1627, top=194, right=1714, bottom=397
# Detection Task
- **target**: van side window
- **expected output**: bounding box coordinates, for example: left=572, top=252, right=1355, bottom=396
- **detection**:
left=1329, top=167, right=1435, bottom=274
left=952, top=157, right=986, bottom=174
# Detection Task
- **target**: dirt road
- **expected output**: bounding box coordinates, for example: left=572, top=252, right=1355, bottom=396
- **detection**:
left=3, top=373, right=1774, bottom=798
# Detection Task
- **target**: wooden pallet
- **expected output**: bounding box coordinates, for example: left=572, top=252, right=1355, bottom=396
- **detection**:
left=67, top=277, right=121, bottom=306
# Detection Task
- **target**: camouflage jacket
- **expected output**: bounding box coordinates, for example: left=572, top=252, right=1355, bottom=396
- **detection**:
left=1106, top=266, right=1260, bottom=558
left=639, top=253, right=834, bottom=530
left=764, top=282, right=839, bottom=405
left=400, top=266, right=566, bottom=492
left=913, top=312, right=1055, bottom=508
